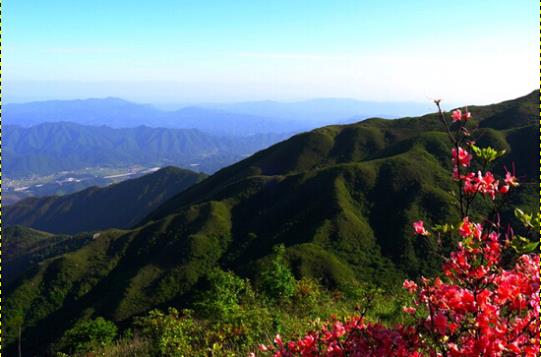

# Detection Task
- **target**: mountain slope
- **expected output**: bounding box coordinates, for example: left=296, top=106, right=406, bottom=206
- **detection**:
left=147, top=91, right=538, bottom=222
left=5, top=91, right=538, bottom=354
left=4, top=122, right=291, bottom=177
left=4, top=226, right=95, bottom=288
left=5, top=167, right=207, bottom=234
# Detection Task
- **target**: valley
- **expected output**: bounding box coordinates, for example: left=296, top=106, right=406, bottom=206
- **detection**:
left=4, top=165, right=162, bottom=205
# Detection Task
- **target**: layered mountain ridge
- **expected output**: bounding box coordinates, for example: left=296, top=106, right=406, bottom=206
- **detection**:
left=4, top=122, right=291, bottom=177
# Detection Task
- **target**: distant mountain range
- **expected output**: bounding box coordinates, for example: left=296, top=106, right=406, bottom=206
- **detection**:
left=3, top=98, right=313, bottom=136
left=5, top=91, right=538, bottom=354
left=4, top=97, right=436, bottom=136
left=5, top=166, right=206, bottom=234
left=4, top=122, right=291, bottom=178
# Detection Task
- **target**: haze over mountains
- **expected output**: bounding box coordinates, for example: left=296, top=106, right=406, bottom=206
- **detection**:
left=4, top=98, right=299, bottom=136
left=4, top=97, right=436, bottom=134
left=5, top=91, right=538, bottom=354
left=206, top=98, right=438, bottom=123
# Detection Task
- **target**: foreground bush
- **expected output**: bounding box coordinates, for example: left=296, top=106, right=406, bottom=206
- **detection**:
left=55, top=317, right=118, bottom=354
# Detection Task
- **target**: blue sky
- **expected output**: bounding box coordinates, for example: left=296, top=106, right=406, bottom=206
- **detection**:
left=5, top=0, right=538, bottom=104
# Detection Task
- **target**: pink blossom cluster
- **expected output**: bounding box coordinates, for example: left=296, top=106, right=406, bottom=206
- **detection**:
left=461, top=171, right=518, bottom=199
left=450, top=146, right=518, bottom=199
left=451, top=146, right=472, bottom=167
left=257, top=319, right=423, bottom=357
left=408, top=217, right=539, bottom=356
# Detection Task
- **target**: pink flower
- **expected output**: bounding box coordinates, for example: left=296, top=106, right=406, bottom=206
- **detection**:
left=452, top=147, right=472, bottom=167
left=403, top=279, right=418, bottom=294
left=504, top=171, right=519, bottom=187
left=458, top=217, right=482, bottom=239
left=451, top=109, right=463, bottom=122
left=477, top=171, right=498, bottom=199
left=413, top=220, right=430, bottom=236
left=433, top=313, right=448, bottom=335
left=402, top=306, right=417, bottom=314
left=274, top=334, right=283, bottom=347
left=333, top=321, right=346, bottom=338
left=451, top=109, right=471, bottom=122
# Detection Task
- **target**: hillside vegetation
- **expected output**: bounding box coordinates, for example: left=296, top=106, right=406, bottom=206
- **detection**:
left=4, top=91, right=538, bottom=355
left=4, top=122, right=290, bottom=177
left=4, top=226, right=96, bottom=288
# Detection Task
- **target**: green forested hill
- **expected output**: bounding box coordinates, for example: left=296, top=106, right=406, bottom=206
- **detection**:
left=5, top=167, right=207, bottom=234
left=4, top=91, right=538, bottom=354
left=3, top=226, right=96, bottom=288
left=4, top=122, right=291, bottom=177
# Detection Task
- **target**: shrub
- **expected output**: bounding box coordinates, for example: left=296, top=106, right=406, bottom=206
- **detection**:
left=135, top=308, right=200, bottom=357
left=258, top=244, right=297, bottom=302
left=194, top=268, right=249, bottom=320
left=292, top=277, right=323, bottom=310
left=56, top=317, right=117, bottom=354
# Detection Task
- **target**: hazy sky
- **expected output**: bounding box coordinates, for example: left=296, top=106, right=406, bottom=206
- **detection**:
left=5, top=0, right=538, bottom=105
